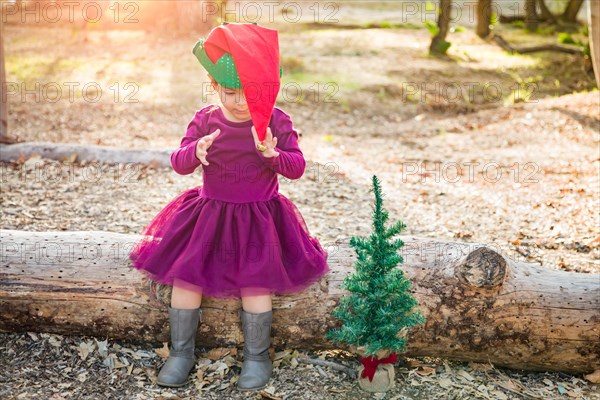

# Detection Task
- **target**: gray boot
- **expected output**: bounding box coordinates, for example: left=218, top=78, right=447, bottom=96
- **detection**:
left=157, top=307, right=202, bottom=387
left=237, top=310, right=273, bottom=390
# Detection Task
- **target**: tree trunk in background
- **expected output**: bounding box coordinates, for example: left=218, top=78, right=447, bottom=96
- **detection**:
left=0, top=11, right=8, bottom=141
left=1, top=230, right=599, bottom=374
left=561, top=0, right=584, bottom=23
left=537, top=0, right=556, bottom=23
left=476, top=0, right=492, bottom=38
left=430, top=0, right=451, bottom=55
left=525, top=0, right=539, bottom=31
left=589, top=0, right=600, bottom=88
left=0, top=12, right=18, bottom=144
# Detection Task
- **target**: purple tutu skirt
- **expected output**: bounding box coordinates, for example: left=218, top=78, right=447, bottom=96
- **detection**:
left=129, top=185, right=330, bottom=298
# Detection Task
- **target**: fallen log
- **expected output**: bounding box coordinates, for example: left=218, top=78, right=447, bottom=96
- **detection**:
left=492, top=33, right=583, bottom=55
left=0, top=229, right=598, bottom=374
left=0, top=142, right=170, bottom=166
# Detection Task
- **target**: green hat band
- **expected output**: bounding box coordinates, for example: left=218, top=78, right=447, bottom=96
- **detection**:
left=193, top=38, right=283, bottom=90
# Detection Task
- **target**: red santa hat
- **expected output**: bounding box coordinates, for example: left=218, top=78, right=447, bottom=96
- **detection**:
left=196, top=22, right=281, bottom=142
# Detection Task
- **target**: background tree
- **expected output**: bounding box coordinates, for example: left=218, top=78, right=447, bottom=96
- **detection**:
left=589, top=0, right=600, bottom=87
left=525, top=0, right=539, bottom=31
left=429, top=0, right=452, bottom=55
left=538, top=0, right=556, bottom=23
left=476, top=0, right=492, bottom=38
left=562, top=0, right=584, bottom=23
left=0, top=8, right=11, bottom=144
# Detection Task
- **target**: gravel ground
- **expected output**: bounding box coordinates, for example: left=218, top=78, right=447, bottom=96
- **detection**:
left=1, top=332, right=598, bottom=400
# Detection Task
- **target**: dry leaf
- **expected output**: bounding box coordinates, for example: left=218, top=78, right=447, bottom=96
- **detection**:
left=543, top=378, right=555, bottom=387
left=443, top=361, right=452, bottom=374
left=274, top=349, right=292, bottom=361
left=501, top=379, right=522, bottom=393
left=259, top=386, right=282, bottom=400
left=584, top=369, right=600, bottom=383
left=469, top=362, right=494, bottom=372
left=196, top=358, right=212, bottom=370
left=407, top=359, right=426, bottom=368
left=415, top=366, right=436, bottom=376
left=77, top=371, right=88, bottom=382
left=48, top=336, right=62, bottom=347
left=222, top=355, right=237, bottom=367
left=457, top=369, right=475, bottom=381
left=144, top=367, right=157, bottom=384
left=204, top=347, right=234, bottom=361
left=438, top=378, right=453, bottom=389
left=196, top=369, right=204, bottom=381
left=212, top=361, right=229, bottom=377
left=96, top=339, right=108, bottom=357
left=155, top=342, right=170, bottom=359
left=77, top=341, right=94, bottom=361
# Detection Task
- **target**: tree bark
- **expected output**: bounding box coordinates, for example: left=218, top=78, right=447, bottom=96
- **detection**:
left=561, top=0, right=584, bottom=23
left=0, top=15, right=21, bottom=144
left=537, top=0, right=556, bottom=23
left=429, top=0, right=452, bottom=55
left=0, top=229, right=598, bottom=374
left=0, top=142, right=171, bottom=166
left=1, top=9, right=9, bottom=143
left=525, top=0, right=539, bottom=31
left=589, top=0, right=600, bottom=88
left=476, top=0, right=492, bottom=39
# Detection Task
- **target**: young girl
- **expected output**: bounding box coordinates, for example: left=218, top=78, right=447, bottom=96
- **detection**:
left=129, top=22, right=330, bottom=390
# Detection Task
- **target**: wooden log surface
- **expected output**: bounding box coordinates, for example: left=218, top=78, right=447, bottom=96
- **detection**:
left=0, top=229, right=598, bottom=373
left=0, top=142, right=170, bottom=166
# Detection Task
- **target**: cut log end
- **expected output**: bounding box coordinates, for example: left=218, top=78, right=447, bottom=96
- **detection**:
left=456, top=247, right=507, bottom=288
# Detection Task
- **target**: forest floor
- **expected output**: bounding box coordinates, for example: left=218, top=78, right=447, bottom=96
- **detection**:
left=1, top=11, right=599, bottom=400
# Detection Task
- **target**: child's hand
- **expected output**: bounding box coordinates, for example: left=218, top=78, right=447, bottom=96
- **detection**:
left=252, top=126, right=279, bottom=158
left=195, top=129, right=221, bottom=166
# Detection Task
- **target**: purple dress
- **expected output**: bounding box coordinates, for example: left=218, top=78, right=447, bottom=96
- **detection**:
left=129, top=105, right=330, bottom=298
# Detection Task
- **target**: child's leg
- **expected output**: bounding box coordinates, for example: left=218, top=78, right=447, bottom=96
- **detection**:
left=171, top=278, right=203, bottom=308
left=157, top=279, right=203, bottom=388
left=238, top=289, right=273, bottom=390
left=240, top=290, right=272, bottom=312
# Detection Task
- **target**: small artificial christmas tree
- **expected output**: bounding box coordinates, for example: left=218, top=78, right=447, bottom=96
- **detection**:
left=327, top=175, right=425, bottom=392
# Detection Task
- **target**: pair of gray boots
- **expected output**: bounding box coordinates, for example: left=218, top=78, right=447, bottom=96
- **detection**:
left=156, top=307, right=273, bottom=390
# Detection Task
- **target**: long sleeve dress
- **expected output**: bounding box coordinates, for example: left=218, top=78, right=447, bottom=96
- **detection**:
left=129, top=105, right=330, bottom=298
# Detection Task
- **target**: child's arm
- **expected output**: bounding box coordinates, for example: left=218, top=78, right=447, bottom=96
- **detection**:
left=170, top=113, right=206, bottom=175
left=257, top=111, right=306, bottom=180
